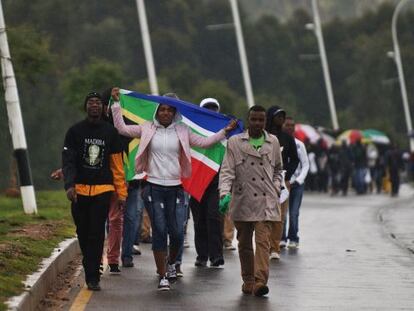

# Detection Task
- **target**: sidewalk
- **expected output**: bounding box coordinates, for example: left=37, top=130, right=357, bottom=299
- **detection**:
left=378, top=184, right=414, bottom=255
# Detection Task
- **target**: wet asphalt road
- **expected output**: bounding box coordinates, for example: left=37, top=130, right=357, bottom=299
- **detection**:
left=78, top=191, right=414, bottom=311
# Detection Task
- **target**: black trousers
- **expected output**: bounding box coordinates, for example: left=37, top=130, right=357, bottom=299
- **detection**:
left=390, top=171, right=400, bottom=195
left=71, top=192, right=111, bottom=283
left=189, top=185, right=223, bottom=262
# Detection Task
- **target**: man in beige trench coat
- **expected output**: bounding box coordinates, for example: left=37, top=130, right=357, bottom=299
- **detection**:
left=219, top=105, right=283, bottom=297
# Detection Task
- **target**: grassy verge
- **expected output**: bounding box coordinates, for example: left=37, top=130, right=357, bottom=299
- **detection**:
left=0, top=191, right=75, bottom=311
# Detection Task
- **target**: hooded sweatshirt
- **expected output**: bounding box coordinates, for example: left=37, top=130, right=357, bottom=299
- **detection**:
left=146, top=107, right=182, bottom=186
left=266, top=106, right=299, bottom=181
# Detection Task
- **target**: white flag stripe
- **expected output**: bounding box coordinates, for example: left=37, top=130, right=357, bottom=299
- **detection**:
left=190, top=149, right=221, bottom=171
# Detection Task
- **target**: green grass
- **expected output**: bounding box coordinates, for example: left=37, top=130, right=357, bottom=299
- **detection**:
left=0, top=191, right=75, bottom=311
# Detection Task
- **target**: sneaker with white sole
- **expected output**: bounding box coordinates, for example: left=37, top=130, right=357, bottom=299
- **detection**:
left=223, top=241, right=236, bottom=250
left=175, top=264, right=183, bottom=278
left=279, top=240, right=287, bottom=248
left=288, top=241, right=299, bottom=249
left=99, top=263, right=105, bottom=275
left=166, top=263, right=177, bottom=282
left=132, top=245, right=141, bottom=255
left=158, top=277, right=170, bottom=291
left=109, top=264, right=121, bottom=274
left=269, top=252, right=280, bottom=260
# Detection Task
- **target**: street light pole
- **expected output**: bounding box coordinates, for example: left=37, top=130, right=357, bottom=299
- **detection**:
left=136, top=0, right=159, bottom=95
left=309, top=0, right=339, bottom=130
left=0, top=0, right=37, bottom=214
left=229, top=0, right=254, bottom=108
left=391, top=0, right=414, bottom=151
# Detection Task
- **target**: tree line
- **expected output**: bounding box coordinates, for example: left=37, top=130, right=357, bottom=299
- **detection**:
left=0, top=0, right=413, bottom=190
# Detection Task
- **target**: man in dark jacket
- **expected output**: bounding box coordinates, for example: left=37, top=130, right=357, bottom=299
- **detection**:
left=189, top=98, right=225, bottom=268
left=62, top=92, right=127, bottom=291
left=266, top=106, right=299, bottom=259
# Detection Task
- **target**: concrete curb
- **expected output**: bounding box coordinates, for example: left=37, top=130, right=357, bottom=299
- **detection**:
left=378, top=185, right=414, bottom=256
left=6, top=238, right=80, bottom=311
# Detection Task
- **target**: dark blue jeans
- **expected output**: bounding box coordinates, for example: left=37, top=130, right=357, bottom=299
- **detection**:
left=142, top=183, right=186, bottom=252
left=282, top=183, right=305, bottom=243
left=121, top=184, right=145, bottom=262
left=354, top=168, right=367, bottom=194
left=175, top=192, right=189, bottom=265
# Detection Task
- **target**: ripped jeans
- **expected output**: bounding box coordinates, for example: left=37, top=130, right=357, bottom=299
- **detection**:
left=142, top=182, right=186, bottom=252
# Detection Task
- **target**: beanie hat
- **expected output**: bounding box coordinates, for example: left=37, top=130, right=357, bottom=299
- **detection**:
left=84, top=92, right=102, bottom=110
left=200, top=98, right=220, bottom=111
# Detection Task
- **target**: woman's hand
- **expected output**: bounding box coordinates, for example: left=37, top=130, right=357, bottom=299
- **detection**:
left=111, top=87, right=120, bottom=101
left=224, top=119, right=238, bottom=134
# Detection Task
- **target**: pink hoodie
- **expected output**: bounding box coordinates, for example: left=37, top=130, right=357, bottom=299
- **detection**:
left=111, top=102, right=226, bottom=179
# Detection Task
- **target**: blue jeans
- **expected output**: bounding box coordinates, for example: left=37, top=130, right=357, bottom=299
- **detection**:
left=282, top=183, right=304, bottom=243
left=354, top=168, right=366, bottom=194
left=121, top=184, right=144, bottom=262
left=175, top=193, right=189, bottom=265
left=142, top=183, right=186, bottom=252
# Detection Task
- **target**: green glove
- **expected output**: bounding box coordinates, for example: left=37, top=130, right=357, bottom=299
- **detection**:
left=219, top=193, right=231, bottom=214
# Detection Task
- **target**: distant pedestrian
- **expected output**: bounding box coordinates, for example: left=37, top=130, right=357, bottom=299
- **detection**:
left=328, top=145, right=341, bottom=195
left=338, top=141, right=353, bottom=196
left=316, top=139, right=329, bottom=192
left=111, top=88, right=237, bottom=291
left=306, top=143, right=318, bottom=191
left=386, top=143, right=402, bottom=197
left=220, top=105, right=283, bottom=297
left=62, top=92, right=127, bottom=291
left=352, top=139, right=367, bottom=194
left=266, top=106, right=299, bottom=259
left=282, top=117, right=309, bottom=248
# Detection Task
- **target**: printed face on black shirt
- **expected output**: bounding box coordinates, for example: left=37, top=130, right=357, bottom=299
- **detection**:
left=83, top=138, right=106, bottom=169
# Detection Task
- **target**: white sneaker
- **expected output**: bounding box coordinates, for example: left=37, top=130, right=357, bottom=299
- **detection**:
left=269, top=252, right=280, bottom=260
left=158, top=277, right=170, bottom=291
left=279, top=240, right=287, bottom=248
left=166, top=263, right=177, bottom=282
left=288, top=241, right=299, bottom=249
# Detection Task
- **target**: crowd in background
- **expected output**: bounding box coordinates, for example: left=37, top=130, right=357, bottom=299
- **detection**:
left=302, top=138, right=408, bottom=197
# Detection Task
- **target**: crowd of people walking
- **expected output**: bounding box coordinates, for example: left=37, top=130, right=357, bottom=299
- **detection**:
left=58, top=88, right=406, bottom=297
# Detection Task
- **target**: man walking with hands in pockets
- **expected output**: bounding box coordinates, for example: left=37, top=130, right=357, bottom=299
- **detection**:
left=219, top=105, right=283, bottom=297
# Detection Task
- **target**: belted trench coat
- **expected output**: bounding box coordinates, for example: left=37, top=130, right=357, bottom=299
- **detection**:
left=219, top=131, right=283, bottom=222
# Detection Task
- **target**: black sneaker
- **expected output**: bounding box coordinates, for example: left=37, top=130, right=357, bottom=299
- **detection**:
left=210, top=257, right=225, bottom=267
left=122, top=258, right=134, bottom=268
left=194, top=259, right=207, bottom=267
left=175, top=264, right=183, bottom=278
left=158, top=276, right=170, bottom=291
left=87, top=281, right=101, bottom=291
left=109, top=264, right=121, bottom=275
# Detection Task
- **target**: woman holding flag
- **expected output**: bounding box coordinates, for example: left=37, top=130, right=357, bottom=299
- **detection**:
left=110, top=87, right=237, bottom=291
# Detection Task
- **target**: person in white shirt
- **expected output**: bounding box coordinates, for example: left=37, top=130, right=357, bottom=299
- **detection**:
left=281, top=117, right=309, bottom=248
left=111, top=88, right=237, bottom=291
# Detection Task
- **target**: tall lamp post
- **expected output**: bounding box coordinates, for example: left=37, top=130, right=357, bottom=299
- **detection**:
left=229, top=0, right=255, bottom=108
left=388, top=0, right=414, bottom=151
left=0, top=1, right=37, bottom=214
left=136, top=0, right=159, bottom=95
left=306, top=0, right=339, bottom=130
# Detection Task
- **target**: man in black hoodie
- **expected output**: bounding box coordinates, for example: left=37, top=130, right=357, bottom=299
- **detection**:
left=265, top=106, right=299, bottom=259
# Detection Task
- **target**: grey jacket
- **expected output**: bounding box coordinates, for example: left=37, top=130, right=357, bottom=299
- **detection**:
left=219, top=131, right=283, bottom=222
